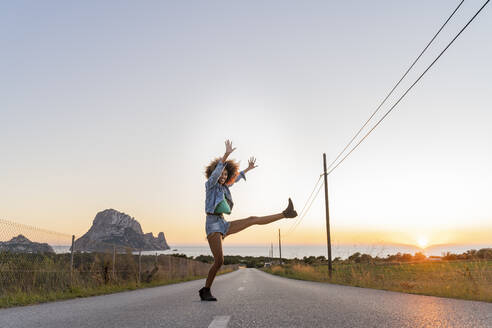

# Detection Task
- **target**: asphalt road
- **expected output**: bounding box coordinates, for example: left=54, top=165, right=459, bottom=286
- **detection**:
left=1, top=268, right=491, bottom=328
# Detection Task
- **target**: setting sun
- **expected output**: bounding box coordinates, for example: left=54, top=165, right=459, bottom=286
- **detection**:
left=417, top=237, right=428, bottom=249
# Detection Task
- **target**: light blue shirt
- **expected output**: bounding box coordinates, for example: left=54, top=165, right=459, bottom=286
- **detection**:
left=205, top=161, right=246, bottom=214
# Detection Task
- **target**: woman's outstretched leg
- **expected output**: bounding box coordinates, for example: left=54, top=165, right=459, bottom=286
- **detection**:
left=225, top=198, right=297, bottom=236
left=226, top=213, right=284, bottom=236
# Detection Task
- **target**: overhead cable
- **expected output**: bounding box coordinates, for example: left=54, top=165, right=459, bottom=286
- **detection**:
left=326, top=0, right=466, bottom=172
left=285, top=175, right=322, bottom=235
left=328, top=0, right=490, bottom=175
left=285, top=179, right=324, bottom=236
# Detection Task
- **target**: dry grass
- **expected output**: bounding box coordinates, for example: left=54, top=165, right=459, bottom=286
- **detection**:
left=264, top=260, right=492, bottom=302
left=0, top=252, right=237, bottom=308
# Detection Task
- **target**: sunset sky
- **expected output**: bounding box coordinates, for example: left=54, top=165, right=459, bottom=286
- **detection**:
left=1, top=1, right=491, bottom=248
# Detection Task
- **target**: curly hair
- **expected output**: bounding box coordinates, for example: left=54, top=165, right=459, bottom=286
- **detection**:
left=205, top=157, right=239, bottom=186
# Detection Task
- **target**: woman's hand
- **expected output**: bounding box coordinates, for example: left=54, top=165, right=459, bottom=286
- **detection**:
left=221, top=139, right=236, bottom=163
left=245, top=157, right=258, bottom=172
left=225, top=139, right=236, bottom=155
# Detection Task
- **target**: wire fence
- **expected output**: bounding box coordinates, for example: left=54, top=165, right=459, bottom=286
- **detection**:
left=0, top=219, right=237, bottom=301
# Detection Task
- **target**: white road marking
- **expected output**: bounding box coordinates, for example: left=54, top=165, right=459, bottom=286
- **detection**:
left=208, top=316, right=231, bottom=328
left=238, top=287, right=245, bottom=291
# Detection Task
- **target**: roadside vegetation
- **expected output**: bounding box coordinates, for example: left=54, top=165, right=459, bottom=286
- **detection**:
left=0, top=251, right=237, bottom=308
left=262, top=248, right=492, bottom=302
left=193, top=254, right=270, bottom=268
left=4, top=248, right=491, bottom=307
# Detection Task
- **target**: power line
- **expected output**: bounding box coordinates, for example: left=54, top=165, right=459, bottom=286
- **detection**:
left=285, top=179, right=324, bottom=236
left=328, top=0, right=490, bottom=175
left=297, top=175, right=322, bottom=219
left=326, top=0, right=466, bottom=172
left=281, top=0, right=489, bottom=238
left=291, top=181, right=324, bottom=233
left=284, top=175, right=322, bottom=235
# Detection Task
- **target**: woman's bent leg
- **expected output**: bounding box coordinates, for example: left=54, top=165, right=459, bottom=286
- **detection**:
left=225, top=213, right=284, bottom=236
left=205, top=232, right=224, bottom=288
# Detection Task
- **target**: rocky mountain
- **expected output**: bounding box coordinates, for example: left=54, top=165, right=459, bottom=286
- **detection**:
left=73, top=209, right=170, bottom=252
left=0, top=234, right=55, bottom=254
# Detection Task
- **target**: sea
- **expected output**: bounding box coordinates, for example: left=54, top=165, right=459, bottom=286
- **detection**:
left=52, top=243, right=492, bottom=259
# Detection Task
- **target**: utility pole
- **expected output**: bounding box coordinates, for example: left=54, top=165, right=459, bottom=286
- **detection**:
left=278, top=229, right=282, bottom=265
left=323, top=153, right=333, bottom=278
left=70, top=235, right=75, bottom=285
left=112, top=245, right=116, bottom=280
left=138, top=249, right=142, bottom=285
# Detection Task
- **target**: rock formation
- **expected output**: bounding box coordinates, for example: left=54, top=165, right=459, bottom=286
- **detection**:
left=0, top=234, right=55, bottom=254
left=73, top=209, right=170, bottom=252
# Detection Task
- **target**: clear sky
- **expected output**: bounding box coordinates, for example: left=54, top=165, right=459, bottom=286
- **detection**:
left=1, top=1, right=491, bottom=248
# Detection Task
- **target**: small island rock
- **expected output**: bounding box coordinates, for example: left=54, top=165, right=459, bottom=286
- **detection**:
left=73, top=209, right=170, bottom=252
left=0, top=234, right=55, bottom=254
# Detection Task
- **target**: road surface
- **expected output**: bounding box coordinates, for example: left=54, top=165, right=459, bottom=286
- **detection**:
left=1, top=268, right=491, bottom=327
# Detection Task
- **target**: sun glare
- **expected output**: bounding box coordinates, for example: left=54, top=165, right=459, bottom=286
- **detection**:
left=417, top=237, right=428, bottom=249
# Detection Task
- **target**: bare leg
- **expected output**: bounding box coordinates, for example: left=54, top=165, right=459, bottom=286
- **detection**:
left=225, top=213, right=285, bottom=236
left=205, top=212, right=286, bottom=286
left=205, top=232, right=224, bottom=288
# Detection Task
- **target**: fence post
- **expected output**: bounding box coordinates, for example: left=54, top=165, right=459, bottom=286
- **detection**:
left=70, top=235, right=75, bottom=285
left=168, top=255, right=172, bottom=280
left=138, top=249, right=141, bottom=285
left=278, top=229, right=282, bottom=265
left=113, top=245, right=116, bottom=280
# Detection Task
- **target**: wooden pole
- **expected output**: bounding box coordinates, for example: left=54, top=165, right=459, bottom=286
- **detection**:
left=323, top=153, right=333, bottom=278
left=113, top=245, right=116, bottom=280
left=278, top=229, right=282, bottom=265
left=138, top=249, right=142, bottom=285
left=70, top=235, right=75, bottom=284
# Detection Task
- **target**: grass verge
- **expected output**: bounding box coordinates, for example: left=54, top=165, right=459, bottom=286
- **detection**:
left=0, top=268, right=235, bottom=308
left=263, top=261, right=492, bottom=302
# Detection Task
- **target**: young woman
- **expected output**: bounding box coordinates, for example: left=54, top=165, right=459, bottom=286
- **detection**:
left=199, top=140, right=297, bottom=301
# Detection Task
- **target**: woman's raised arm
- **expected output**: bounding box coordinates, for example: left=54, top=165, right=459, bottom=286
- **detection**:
left=231, top=156, right=257, bottom=185
left=206, top=140, right=236, bottom=187
left=243, top=156, right=258, bottom=174
left=221, top=139, right=236, bottom=163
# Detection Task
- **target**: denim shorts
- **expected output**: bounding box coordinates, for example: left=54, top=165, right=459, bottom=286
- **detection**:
left=205, top=214, right=230, bottom=237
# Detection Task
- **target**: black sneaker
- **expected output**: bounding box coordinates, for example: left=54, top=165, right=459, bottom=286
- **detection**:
left=282, top=198, right=298, bottom=218
left=199, top=287, right=217, bottom=301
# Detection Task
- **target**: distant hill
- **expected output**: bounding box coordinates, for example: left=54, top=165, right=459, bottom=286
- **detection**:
left=73, top=209, right=170, bottom=252
left=0, top=234, right=55, bottom=254
left=424, top=243, right=492, bottom=256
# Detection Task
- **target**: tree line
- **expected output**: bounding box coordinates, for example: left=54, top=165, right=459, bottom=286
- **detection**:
left=172, top=247, right=492, bottom=267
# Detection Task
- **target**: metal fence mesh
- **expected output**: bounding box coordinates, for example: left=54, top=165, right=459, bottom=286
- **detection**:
left=0, top=219, right=72, bottom=297
left=0, top=219, right=236, bottom=303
